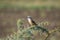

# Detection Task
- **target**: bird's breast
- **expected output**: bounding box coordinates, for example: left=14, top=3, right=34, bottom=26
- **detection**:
left=27, top=18, right=33, bottom=25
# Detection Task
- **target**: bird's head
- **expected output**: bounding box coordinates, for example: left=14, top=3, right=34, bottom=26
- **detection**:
left=27, top=16, right=32, bottom=19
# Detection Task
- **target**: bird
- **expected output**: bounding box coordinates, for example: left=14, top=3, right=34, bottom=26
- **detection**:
left=27, top=16, right=37, bottom=26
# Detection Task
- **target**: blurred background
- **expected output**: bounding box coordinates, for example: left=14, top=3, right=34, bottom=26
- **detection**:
left=0, top=0, right=60, bottom=39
